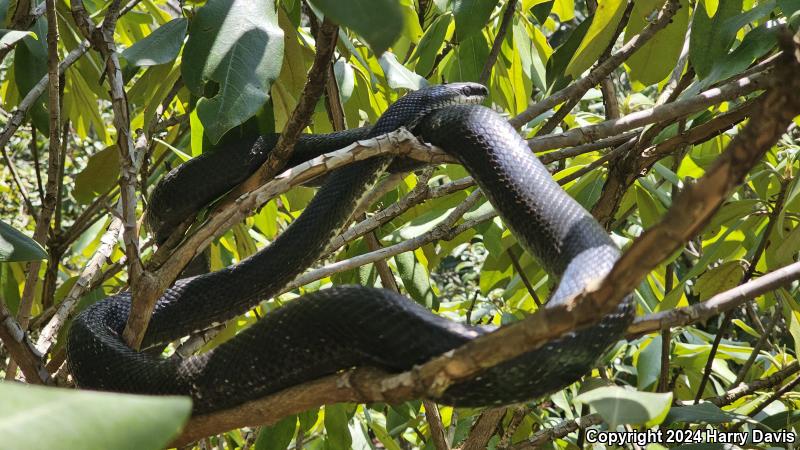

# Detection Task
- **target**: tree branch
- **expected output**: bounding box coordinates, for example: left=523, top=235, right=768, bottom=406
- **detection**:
left=626, top=260, right=800, bottom=339
left=527, top=67, right=771, bottom=153
left=509, top=0, right=680, bottom=129
left=511, top=413, right=603, bottom=449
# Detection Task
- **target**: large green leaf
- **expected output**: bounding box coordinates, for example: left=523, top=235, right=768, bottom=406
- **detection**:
left=73, top=146, right=120, bottom=205
left=255, top=415, right=297, bottom=450
left=121, top=18, right=187, bottom=67
left=408, top=13, right=452, bottom=76
left=689, top=0, right=742, bottom=79
left=452, top=0, right=499, bottom=40
left=308, top=0, right=404, bottom=55
left=13, top=16, right=48, bottom=133
left=324, top=404, right=352, bottom=450
left=0, top=220, right=46, bottom=262
left=664, top=402, right=749, bottom=425
left=0, top=383, right=191, bottom=450
left=565, top=0, right=627, bottom=78
left=182, top=0, right=284, bottom=143
left=575, top=386, right=673, bottom=428
left=625, top=0, right=690, bottom=85
left=443, top=33, right=490, bottom=81
left=396, top=250, right=438, bottom=309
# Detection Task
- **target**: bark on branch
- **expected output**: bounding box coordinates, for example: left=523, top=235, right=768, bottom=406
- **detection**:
left=171, top=43, right=800, bottom=444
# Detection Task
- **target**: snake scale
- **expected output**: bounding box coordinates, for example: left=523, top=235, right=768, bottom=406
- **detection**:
left=67, top=83, right=635, bottom=415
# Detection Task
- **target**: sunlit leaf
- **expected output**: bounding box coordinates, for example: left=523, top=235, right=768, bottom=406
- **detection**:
left=575, top=386, right=673, bottom=428
left=565, top=0, right=627, bottom=78
left=0, top=383, right=190, bottom=450
left=308, top=0, right=404, bottom=55
left=182, top=0, right=284, bottom=143
left=0, top=220, right=46, bottom=262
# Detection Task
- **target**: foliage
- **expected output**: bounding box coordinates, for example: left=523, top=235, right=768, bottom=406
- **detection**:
left=0, top=0, right=799, bottom=449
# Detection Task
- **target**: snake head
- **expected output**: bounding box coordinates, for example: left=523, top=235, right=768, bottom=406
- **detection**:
left=372, top=82, right=488, bottom=133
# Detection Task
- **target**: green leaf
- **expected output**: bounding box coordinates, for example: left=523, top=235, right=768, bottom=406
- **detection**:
left=635, top=185, right=665, bottom=229
left=664, top=402, right=749, bottom=424
left=443, top=32, right=490, bottom=81
left=255, top=415, right=297, bottom=450
left=121, top=18, right=187, bottom=67
left=625, top=0, right=690, bottom=85
left=13, top=17, right=48, bottom=133
left=324, top=404, right=352, bottom=450
left=565, top=0, right=627, bottom=78
left=0, top=220, right=46, bottom=262
left=396, top=250, right=439, bottom=309
left=378, top=51, right=428, bottom=90
left=636, top=335, right=663, bottom=390
left=574, top=386, right=673, bottom=428
left=514, top=19, right=547, bottom=92
left=546, top=16, right=592, bottom=89
left=73, top=146, right=120, bottom=205
left=689, top=0, right=743, bottom=79
left=409, top=13, right=452, bottom=76
left=308, top=0, right=403, bottom=55
left=780, top=0, right=800, bottom=16
left=182, top=0, right=284, bottom=143
left=694, top=260, right=745, bottom=301
left=452, top=0, right=499, bottom=40
left=0, top=383, right=191, bottom=450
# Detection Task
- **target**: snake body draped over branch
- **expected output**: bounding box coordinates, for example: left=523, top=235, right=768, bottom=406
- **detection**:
left=66, top=83, right=635, bottom=415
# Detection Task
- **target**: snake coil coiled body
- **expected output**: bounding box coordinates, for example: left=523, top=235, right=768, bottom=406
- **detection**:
left=67, top=84, right=634, bottom=414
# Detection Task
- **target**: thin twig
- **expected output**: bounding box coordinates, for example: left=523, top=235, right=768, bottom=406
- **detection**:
left=527, top=68, right=771, bottom=153
left=626, top=261, right=800, bottom=339
left=478, top=0, right=518, bottom=85
left=511, top=414, right=603, bottom=449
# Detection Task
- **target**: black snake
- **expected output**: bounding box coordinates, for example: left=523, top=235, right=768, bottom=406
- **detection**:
left=67, top=83, right=634, bottom=415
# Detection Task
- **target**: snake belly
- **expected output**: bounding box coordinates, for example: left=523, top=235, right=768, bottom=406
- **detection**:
left=67, top=84, right=634, bottom=414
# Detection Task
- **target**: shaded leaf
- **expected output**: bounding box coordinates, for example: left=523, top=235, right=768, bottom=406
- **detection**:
left=73, top=146, right=120, bottom=205
left=324, top=404, right=352, bottom=450
left=694, top=261, right=745, bottom=301
left=396, top=250, right=438, bottom=309
left=625, top=0, right=690, bottom=85
left=664, top=402, right=749, bottom=424
left=255, top=415, right=296, bottom=450
left=308, top=0, right=403, bottom=55
left=452, top=0, right=499, bottom=40
left=689, top=0, right=742, bottom=79
left=121, top=18, right=187, bottom=67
